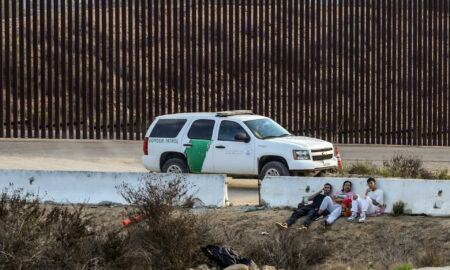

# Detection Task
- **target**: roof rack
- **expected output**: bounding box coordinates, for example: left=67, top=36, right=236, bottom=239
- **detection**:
left=215, top=110, right=253, bottom=117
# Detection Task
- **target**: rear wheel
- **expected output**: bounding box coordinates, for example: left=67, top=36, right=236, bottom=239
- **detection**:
left=259, top=161, right=289, bottom=179
left=162, top=158, right=188, bottom=173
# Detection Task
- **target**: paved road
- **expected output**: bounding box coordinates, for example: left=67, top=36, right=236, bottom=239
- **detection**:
left=1, top=139, right=448, bottom=205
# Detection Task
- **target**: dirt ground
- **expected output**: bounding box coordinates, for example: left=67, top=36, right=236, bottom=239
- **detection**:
left=86, top=205, right=450, bottom=269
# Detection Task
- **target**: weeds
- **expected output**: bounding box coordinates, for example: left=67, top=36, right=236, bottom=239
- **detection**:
left=119, top=174, right=213, bottom=270
left=0, top=185, right=132, bottom=269
left=243, top=230, right=330, bottom=270
left=394, top=263, right=413, bottom=270
left=346, top=152, right=445, bottom=180
left=415, top=249, right=445, bottom=268
left=392, top=201, right=405, bottom=217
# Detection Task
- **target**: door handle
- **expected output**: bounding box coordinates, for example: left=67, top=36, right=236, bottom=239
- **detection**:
left=183, top=143, right=193, bottom=147
left=216, top=145, right=225, bottom=149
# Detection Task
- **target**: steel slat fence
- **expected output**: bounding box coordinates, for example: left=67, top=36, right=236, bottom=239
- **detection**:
left=0, top=0, right=449, bottom=145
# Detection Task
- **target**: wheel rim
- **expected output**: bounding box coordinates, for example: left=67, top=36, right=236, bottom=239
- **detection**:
left=265, top=168, right=280, bottom=176
left=167, top=165, right=183, bottom=173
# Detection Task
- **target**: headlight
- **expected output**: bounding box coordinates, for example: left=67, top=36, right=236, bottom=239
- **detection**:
left=293, top=150, right=310, bottom=160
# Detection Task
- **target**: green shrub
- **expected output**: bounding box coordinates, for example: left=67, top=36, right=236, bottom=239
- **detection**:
left=392, top=201, right=405, bottom=217
left=437, top=169, right=450, bottom=180
left=383, top=152, right=431, bottom=179
left=394, top=263, right=413, bottom=270
left=346, top=162, right=377, bottom=175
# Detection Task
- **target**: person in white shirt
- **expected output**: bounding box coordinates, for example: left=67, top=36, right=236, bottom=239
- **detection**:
left=348, top=177, right=384, bottom=223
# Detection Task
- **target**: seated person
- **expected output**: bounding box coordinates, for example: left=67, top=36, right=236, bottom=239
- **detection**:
left=318, top=180, right=354, bottom=226
left=348, top=177, right=384, bottom=223
left=276, top=183, right=332, bottom=231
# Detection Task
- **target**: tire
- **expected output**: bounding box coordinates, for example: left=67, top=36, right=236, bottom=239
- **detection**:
left=162, top=158, right=189, bottom=173
left=259, top=161, right=290, bottom=179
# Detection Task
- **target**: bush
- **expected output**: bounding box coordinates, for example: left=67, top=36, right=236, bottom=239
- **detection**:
left=394, top=263, right=413, bottom=270
left=119, top=174, right=213, bottom=270
left=346, top=162, right=376, bottom=175
left=243, top=230, right=330, bottom=269
left=437, top=169, right=450, bottom=180
left=0, top=185, right=131, bottom=269
left=392, top=201, right=406, bottom=217
left=415, top=249, right=445, bottom=267
left=383, top=152, right=430, bottom=179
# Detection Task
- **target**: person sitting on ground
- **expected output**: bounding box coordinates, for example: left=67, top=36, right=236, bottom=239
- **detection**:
left=348, top=177, right=384, bottom=223
left=317, top=180, right=354, bottom=226
left=275, top=183, right=332, bottom=231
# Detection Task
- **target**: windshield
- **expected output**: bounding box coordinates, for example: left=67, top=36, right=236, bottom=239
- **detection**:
left=244, top=118, right=291, bottom=139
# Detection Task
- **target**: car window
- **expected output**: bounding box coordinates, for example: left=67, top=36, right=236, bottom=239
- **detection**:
left=218, top=120, right=248, bottom=141
left=149, top=119, right=187, bottom=138
left=244, top=118, right=291, bottom=139
left=188, top=119, right=215, bottom=140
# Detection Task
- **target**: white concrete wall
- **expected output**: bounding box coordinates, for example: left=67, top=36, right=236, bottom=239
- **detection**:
left=261, top=177, right=450, bottom=216
left=0, top=170, right=227, bottom=207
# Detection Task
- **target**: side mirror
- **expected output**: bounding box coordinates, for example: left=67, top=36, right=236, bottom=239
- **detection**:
left=235, top=132, right=250, bottom=143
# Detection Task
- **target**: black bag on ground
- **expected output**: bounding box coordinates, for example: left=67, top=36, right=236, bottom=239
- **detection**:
left=201, top=245, right=256, bottom=267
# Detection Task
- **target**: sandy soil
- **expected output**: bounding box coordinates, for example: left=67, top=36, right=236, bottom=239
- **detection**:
left=86, top=205, right=450, bottom=269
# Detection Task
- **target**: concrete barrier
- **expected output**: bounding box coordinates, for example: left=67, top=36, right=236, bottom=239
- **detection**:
left=0, top=170, right=227, bottom=207
left=261, top=177, right=450, bottom=216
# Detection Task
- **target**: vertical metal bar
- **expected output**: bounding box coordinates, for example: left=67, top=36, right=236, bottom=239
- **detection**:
left=5, top=0, right=10, bottom=137
left=161, top=0, right=167, bottom=115
left=216, top=0, right=222, bottom=112
left=12, top=0, right=18, bottom=138
left=205, top=0, right=210, bottom=111
left=247, top=0, right=253, bottom=113
left=402, top=0, right=408, bottom=144
left=241, top=0, right=246, bottom=110
left=82, top=0, right=87, bottom=138
left=365, top=0, right=370, bottom=143
left=141, top=0, right=147, bottom=133
left=0, top=0, right=3, bottom=138
left=135, top=0, right=140, bottom=139
left=88, top=0, right=94, bottom=139
left=417, top=0, right=422, bottom=145
left=275, top=0, right=280, bottom=123
left=317, top=0, right=322, bottom=139
left=353, top=0, right=359, bottom=143
left=300, top=0, right=305, bottom=135
left=94, top=0, right=100, bottom=139
left=264, top=0, right=270, bottom=117
left=190, top=0, right=195, bottom=112
left=377, top=0, right=382, bottom=144
left=75, top=0, right=81, bottom=138
left=437, top=0, right=443, bottom=145
left=327, top=0, right=332, bottom=141
left=174, top=0, right=180, bottom=114
left=167, top=0, right=173, bottom=114
left=270, top=0, right=275, bottom=119
left=46, top=0, right=53, bottom=138
left=444, top=0, right=449, bottom=146
left=427, top=0, right=432, bottom=145
left=410, top=0, right=415, bottom=145
left=331, top=0, right=336, bottom=139
left=413, top=0, right=418, bottom=145
left=349, top=0, right=354, bottom=143
left=61, top=0, right=66, bottom=138
left=253, top=0, right=258, bottom=115
left=386, top=0, right=391, bottom=144
left=395, top=0, right=400, bottom=144
left=370, top=0, right=376, bottom=144
left=148, top=0, right=154, bottom=121
left=390, top=0, right=396, bottom=144
left=67, top=0, right=73, bottom=138
left=257, top=0, right=263, bottom=116
left=53, top=0, right=59, bottom=139
left=185, top=0, right=191, bottom=112
left=115, top=0, right=120, bottom=139
left=343, top=0, right=348, bottom=143
left=322, top=0, right=328, bottom=140
left=293, top=0, right=298, bottom=133
left=128, top=0, right=133, bottom=139
left=33, top=0, right=39, bottom=138
left=338, top=0, right=343, bottom=143
left=290, top=0, right=295, bottom=132
left=227, top=0, right=232, bottom=111
left=121, top=0, right=127, bottom=139
left=102, top=0, right=107, bottom=139
left=310, top=0, right=315, bottom=136
left=20, top=0, right=26, bottom=138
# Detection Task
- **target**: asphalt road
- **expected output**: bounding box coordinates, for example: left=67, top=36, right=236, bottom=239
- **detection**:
left=0, top=139, right=448, bottom=205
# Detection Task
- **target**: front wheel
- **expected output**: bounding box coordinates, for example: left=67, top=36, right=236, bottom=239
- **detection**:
left=162, top=158, right=188, bottom=173
left=259, top=161, right=289, bottom=179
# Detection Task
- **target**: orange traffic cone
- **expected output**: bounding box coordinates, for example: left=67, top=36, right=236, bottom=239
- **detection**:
left=335, top=146, right=343, bottom=173
left=122, top=214, right=144, bottom=227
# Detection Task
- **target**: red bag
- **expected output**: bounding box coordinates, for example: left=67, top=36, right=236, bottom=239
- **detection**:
left=341, top=199, right=352, bottom=217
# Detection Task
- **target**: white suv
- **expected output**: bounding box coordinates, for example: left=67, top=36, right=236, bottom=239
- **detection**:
left=141, top=111, right=337, bottom=179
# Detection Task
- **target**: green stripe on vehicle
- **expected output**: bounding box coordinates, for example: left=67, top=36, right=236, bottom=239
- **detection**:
left=184, top=139, right=212, bottom=172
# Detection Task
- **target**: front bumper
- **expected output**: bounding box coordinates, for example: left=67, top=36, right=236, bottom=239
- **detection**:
left=287, top=157, right=338, bottom=171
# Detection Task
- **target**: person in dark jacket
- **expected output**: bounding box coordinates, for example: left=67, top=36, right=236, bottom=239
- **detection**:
left=275, top=183, right=332, bottom=231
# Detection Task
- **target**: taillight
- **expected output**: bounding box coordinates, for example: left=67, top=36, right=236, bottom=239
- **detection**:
left=143, top=137, right=148, bottom=155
